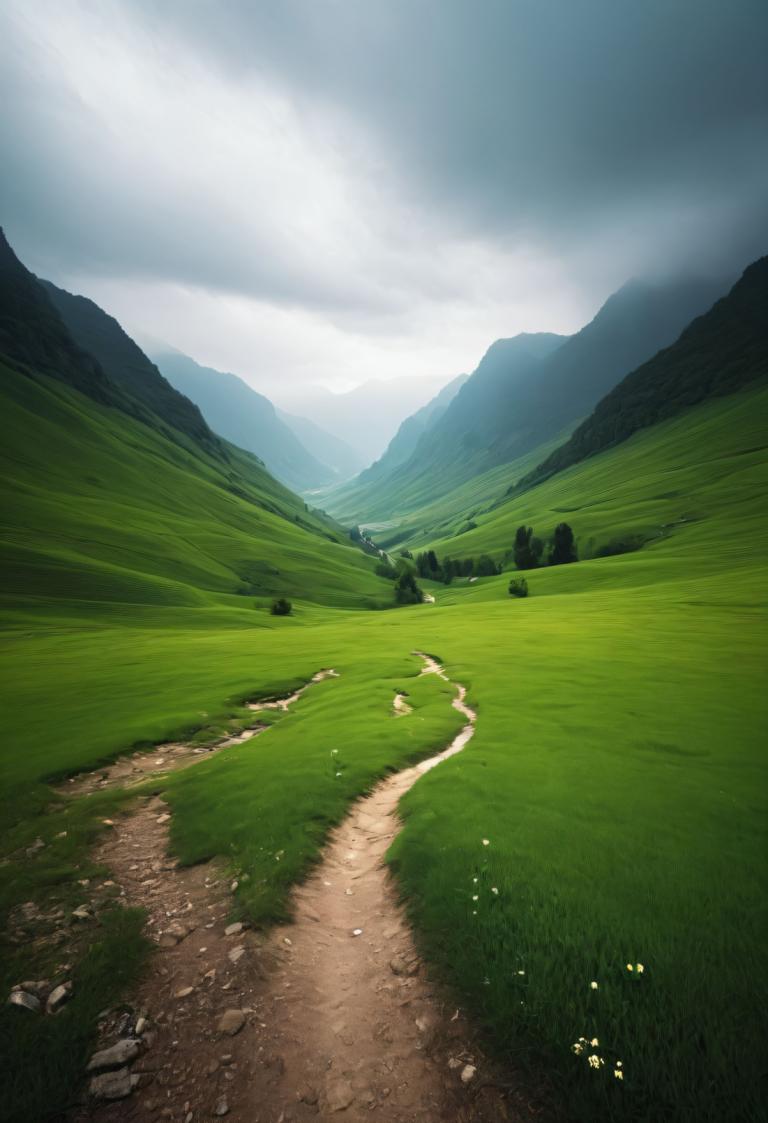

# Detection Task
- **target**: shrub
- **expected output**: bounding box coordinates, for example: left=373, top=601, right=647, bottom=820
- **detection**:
left=508, top=578, right=529, bottom=598
left=270, top=597, right=292, bottom=616
left=395, top=571, right=423, bottom=605
left=595, top=534, right=647, bottom=558
left=375, top=561, right=398, bottom=580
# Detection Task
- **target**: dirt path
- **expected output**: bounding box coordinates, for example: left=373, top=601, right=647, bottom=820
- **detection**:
left=74, top=657, right=528, bottom=1122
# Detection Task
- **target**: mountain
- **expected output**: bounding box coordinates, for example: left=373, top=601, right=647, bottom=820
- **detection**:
left=326, top=275, right=729, bottom=523
left=0, top=232, right=390, bottom=613
left=41, top=279, right=217, bottom=452
left=275, top=375, right=452, bottom=461
left=0, top=228, right=134, bottom=412
left=521, top=256, right=768, bottom=489
left=358, top=373, right=469, bottom=483
left=276, top=410, right=365, bottom=483
left=149, top=350, right=340, bottom=493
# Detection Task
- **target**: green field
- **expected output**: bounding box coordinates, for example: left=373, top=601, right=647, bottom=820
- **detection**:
left=1, top=368, right=766, bottom=1120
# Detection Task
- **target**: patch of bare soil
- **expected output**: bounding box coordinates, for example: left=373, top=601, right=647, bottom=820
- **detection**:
left=61, top=672, right=339, bottom=799
left=70, top=659, right=543, bottom=1123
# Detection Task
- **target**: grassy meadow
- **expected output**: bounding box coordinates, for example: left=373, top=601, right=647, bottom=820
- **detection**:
left=1, top=375, right=766, bottom=1121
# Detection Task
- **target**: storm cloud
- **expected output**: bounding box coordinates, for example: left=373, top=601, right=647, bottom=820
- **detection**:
left=1, top=0, right=766, bottom=396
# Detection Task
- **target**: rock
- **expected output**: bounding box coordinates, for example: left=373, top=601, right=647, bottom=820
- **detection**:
left=12, top=979, right=49, bottom=998
left=175, top=986, right=195, bottom=999
left=389, top=956, right=418, bottom=977
left=326, top=1079, right=355, bottom=1112
left=224, top=922, right=243, bottom=937
left=25, top=838, right=45, bottom=857
left=156, top=814, right=171, bottom=824
left=214, top=1096, right=230, bottom=1116
left=206, top=1059, right=220, bottom=1076
left=351, top=928, right=363, bottom=937
left=297, top=1087, right=319, bottom=1105
left=134, top=1015, right=147, bottom=1034
left=71, top=905, right=92, bottom=922
left=447, top=1057, right=463, bottom=1070
left=89, top=1067, right=140, bottom=1100
left=158, top=933, right=180, bottom=949
left=228, top=946, right=245, bottom=964
left=46, top=982, right=72, bottom=1013
left=87, top=1038, right=141, bottom=1072
left=217, top=1009, right=246, bottom=1036
left=220, top=1054, right=233, bottom=1065
left=8, top=990, right=40, bottom=1013
left=460, top=1064, right=477, bottom=1084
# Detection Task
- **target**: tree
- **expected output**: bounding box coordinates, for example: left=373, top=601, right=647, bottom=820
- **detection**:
left=270, top=597, right=292, bottom=616
left=508, top=577, right=529, bottom=598
left=513, top=525, right=544, bottom=570
left=476, top=554, right=500, bottom=576
left=549, top=522, right=577, bottom=565
left=395, top=571, right=423, bottom=605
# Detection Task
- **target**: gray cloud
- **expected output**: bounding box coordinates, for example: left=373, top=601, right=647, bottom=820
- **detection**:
left=0, top=0, right=765, bottom=393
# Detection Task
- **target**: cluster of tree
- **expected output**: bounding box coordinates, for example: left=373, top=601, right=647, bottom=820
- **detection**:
left=513, top=522, right=577, bottom=569
left=508, top=577, right=529, bottom=598
left=414, top=550, right=500, bottom=583
left=270, top=597, right=292, bottom=616
left=395, top=570, right=424, bottom=605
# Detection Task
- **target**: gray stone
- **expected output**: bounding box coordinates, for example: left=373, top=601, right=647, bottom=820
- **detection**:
left=89, top=1067, right=140, bottom=1100
left=87, top=1038, right=141, bottom=1072
left=12, top=980, right=49, bottom=998
left=46, top=981, right=72, bottom=1013
left=217, top=1009, right=246, bottom=1036
left=71, top=905, right=92, bottom=922
left=389, top=955, right=418, bottom=977
left=224, top=922, right=243, bottom=937
left=326, top=1078, right=355, bottom=1112
left=8, top=990, right=40, bottom=1013
left=214, top=1096, right=230, bottom=1116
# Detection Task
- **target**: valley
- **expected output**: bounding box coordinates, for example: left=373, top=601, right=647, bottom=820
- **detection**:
left=1, top=230, right=766, bottom=1123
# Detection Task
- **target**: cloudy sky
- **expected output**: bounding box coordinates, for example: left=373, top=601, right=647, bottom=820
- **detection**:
left=1, top=0, right=766, bottom=401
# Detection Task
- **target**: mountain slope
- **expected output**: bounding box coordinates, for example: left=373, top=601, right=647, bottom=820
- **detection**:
left=325, top=334, right=565, bottom=521
left=359, top=373, right=468, bottom=482
left=42, top=279, right=217, bottom=452
left=151, top=350, right=338, bottom=493
left=0, top=234, right=390, bottom=614
left=521, top=255, right=768, bottom=488
left=276, top=409, right=365, bottom=483
left=331, top=275, right=728, bottom=522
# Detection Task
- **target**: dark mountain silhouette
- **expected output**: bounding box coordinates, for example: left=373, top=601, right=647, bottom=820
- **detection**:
left=520, top=256, right=768, bottom=489
left=41, top=280, right=217, bottom=452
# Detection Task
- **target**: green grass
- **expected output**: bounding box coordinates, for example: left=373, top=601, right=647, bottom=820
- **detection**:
left=1, top=370, right=766, bottom=1120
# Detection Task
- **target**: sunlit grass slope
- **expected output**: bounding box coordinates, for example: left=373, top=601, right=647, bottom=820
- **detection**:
left=424, top=382, right=768, bottom=573
left=0, top=360, right=389, bottom=621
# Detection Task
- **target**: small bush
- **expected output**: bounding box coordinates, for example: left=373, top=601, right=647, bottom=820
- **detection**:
left=508, top=578, right=529, bottom=598
left=270, top=597, right=292, bottom=616
left=595, top=534, right=647, bottom=557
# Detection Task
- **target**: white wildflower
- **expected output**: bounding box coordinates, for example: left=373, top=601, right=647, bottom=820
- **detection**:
left=491, top=886, right=499, bottom=895
left=590, top=1038, right=599, bottom=1047
left=636, top=963, right=645, bottom=974
left=590, top=981, right=599, bottom=990
left=626, top=963, right=633, bottom=972
left=614, top=1069, right=624, bottom=1080
left=482, top=839, right=490, bottom=846
left=587, top=1055, right=604, bottom=1069
left=472, top=895, right=479, bottom=901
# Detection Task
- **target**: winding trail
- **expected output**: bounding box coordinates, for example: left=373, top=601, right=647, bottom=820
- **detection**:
left=76, top=656, right=520, bottom=1123
left=242, top=652, right=486, bottom=1121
